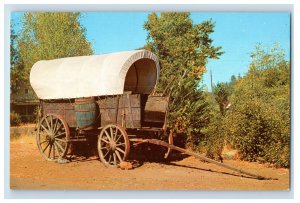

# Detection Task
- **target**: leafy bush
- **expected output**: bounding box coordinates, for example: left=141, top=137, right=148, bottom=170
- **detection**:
left=199, top=44, right=290, bottom=167
left=223, top=99, right=289, bottom=167
left=10, top=111, right=22, bottom=126
left=220, top=44, right=290, bottom=167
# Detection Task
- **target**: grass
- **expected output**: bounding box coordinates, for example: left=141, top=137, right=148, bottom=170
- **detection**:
left=10, top=124, right=36, bottom=143
left=11, top=133, right=36, bottom=144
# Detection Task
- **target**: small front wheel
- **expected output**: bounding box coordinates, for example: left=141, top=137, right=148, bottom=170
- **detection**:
left=97, top=124, right=130, bottom=167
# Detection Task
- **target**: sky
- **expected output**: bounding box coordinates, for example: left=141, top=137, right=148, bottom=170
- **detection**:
left=11, top=12, right=290, bottom=91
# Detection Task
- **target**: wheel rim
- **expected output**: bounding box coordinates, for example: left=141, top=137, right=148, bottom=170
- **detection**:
left=36, top=114, right=70, bottom=161
left=98, top=124, right=130, bottom=167
left=164, top=130, right=173, bottom=159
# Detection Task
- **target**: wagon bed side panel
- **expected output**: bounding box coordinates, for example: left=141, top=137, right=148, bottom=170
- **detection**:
left=143, top=96, right=169, bottom=128
left=97, top=94, right=141, bottom=128
left=42, top=100, right=77, bottom=128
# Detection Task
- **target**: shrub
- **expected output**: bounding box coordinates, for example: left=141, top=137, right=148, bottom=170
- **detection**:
left=220, top=45, right=290, bottom=167
left=201, top=44, right=290, bottom=167
left=10, top=111, right=22, bottom=126
left=223, top=99, right=290, bottom=167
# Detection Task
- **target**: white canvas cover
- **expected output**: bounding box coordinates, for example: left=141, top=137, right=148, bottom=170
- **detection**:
left=30, top=50, right=160, bottom=99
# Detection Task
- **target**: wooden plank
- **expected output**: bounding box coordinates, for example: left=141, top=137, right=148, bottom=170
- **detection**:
left=100, top=108, right=117, bottom=126
left=144, top=96, right=168, bottom=112
left=98, top=94, right=142, bottom=128
left=127, top=93, right=134, bottom=128
left=98, top=96, right=119, bottom=109
left=116, top=107, right=141, bottom=128
left=42, top=101, right=77, bottom=128
left=143, top=96, right=169, bottom=124
left=118, top=94, right=141, bottom=108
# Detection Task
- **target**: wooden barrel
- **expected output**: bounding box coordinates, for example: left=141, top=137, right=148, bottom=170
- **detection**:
left=74, top=97, right=97, bottom=129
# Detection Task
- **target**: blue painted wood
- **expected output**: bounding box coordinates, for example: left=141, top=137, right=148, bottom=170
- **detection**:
left=74, top=98, right=97, bottom=128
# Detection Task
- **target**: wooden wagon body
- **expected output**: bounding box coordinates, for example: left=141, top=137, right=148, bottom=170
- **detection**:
left=41, top=94, right=169, bottom=130
left=30, top=50, right=172, bottom=167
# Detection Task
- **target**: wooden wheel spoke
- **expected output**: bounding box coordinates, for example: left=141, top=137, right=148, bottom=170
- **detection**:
left=48, top=143, right=52, bottom=158
left=55, top=132, right=66, bottom=138
left=116, top=143, right=125, bottom=147
left=45, top=117, right=52, bottom=133
left=53, top=141, right=56, bottom=159
left=40, top=124, right=51, bottom=135
left=113, top=153, right=117, bottom=165
left=115, top=132, right=122, bottom=143
left=115, top=150, right=123, bottom=162
left=42, top=142, right=50, bottom=153
left=114, top=128, right=119, bottom=141
left=53, top=118, right=58, bottom=134
left=55, top=138, right=67, bottom=143
left=100, top=138, right=109, bottom=144
left=54, top=122, right=62, bottom=134
left=116, top=147, right=125, bottom=154
left=108, top=153, right=112, bottom=163
left=54, top=142, right=62, bottom=157
left=54, top=141, right=64, bottom=153
left=50, top=115, right=53, bottom=132
left=55, top=142, right=66, bottom=151
left=103, top=150, right=110, bottom=158
left=110, top=127, right=114, bottom=140
left=104, top=130, right=112, bottom=142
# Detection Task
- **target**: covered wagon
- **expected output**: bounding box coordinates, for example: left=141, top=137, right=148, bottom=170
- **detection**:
left=30, top=50, right=270, bottom=179
left=30, top=50, right=172, bottom=167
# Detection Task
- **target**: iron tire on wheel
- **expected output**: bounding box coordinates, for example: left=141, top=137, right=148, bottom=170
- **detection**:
left=36, top=114, right=70, bottom=161
left=97, top=124, right=130, bottom=167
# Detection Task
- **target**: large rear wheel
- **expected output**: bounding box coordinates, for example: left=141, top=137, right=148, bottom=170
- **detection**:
left=36, top=114, right=70, bottom=161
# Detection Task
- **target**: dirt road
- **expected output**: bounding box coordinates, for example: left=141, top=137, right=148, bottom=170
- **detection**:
left=10, top=137, right=290, bottom=190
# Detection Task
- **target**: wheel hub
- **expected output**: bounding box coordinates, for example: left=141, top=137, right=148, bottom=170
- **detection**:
left=106, top=141, right=116, bottom=151
left=110, top=142, right=116, bottom=151
left=46, top=132, right=56, bottom=143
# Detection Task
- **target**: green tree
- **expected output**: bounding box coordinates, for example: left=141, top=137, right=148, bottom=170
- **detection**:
left=10, top=22, right=18, bottom=67
left=144, top=12, right=223, bottom=147
left=223, top=44, right=290, bottom=167
left=212, top=82, right=231, bottom=115
left=10, top=21, right=26, bottom=93
left=11, top=12, right=93, bottom=92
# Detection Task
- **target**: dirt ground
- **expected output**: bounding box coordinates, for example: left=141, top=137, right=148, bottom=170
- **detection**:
left=10, top=136, right=290, bottom=190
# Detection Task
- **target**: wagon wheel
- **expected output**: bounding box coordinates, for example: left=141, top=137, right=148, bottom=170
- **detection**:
left=97, top=124, right=130, bottom=167
left=164, top=129, right=173, bottom=159
left=36, top=114, right=70, bottom=161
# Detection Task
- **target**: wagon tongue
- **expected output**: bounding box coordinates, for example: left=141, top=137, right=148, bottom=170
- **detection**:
left=138, top=139, right=276, bottom=180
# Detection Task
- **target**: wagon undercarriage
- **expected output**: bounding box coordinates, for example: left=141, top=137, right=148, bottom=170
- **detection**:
left=36, top=111, right=173, bottom=167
